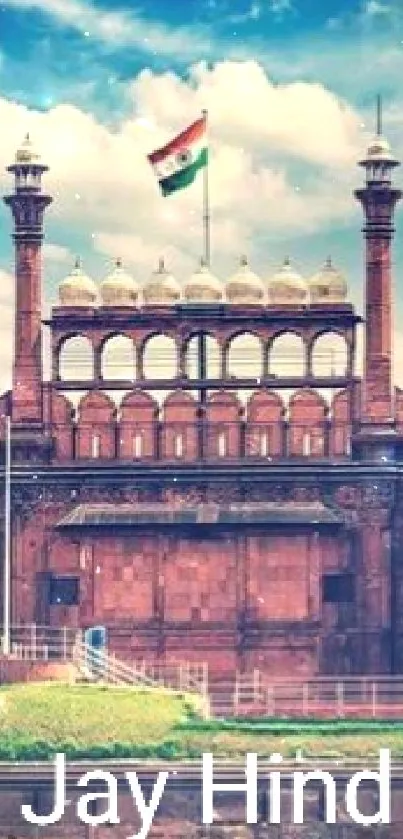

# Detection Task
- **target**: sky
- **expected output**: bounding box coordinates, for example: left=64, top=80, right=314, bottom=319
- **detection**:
left=1, top=0, right=403, bottom=389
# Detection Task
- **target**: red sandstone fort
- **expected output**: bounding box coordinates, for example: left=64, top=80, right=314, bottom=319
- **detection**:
left=0, top=120, right=402, bottom=682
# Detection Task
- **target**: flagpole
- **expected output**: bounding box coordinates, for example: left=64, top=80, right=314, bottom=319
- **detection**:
left=202, top=109, right=210, bottom=266
left=3, top=414, right=11, bottom=655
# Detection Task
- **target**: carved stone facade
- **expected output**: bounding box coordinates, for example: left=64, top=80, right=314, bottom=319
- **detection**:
left=1, top=127, right=403, bottom=679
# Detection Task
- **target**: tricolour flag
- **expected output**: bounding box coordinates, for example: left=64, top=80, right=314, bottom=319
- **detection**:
left=148, top=114, right=207, bottom=197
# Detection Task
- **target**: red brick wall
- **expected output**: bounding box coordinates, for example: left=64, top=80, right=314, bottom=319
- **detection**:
left=10, top=499, right=373, bottom=676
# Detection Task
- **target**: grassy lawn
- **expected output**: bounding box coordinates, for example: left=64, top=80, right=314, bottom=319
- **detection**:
left=0, top=682, right=402, bottom=760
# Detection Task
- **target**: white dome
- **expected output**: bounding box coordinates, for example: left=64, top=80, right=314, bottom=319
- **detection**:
left=143, top=258, right=181, bottom=305
left=309, top=257, right=347, bottom=304
left=226, top=256, right=265, bottom=304
left=183, top=258, right=223, bottom=302
left=100, top=258, right=139, bottom=306
left=366, top=135, right=393, bottom=159
left=58, top=258, right=98, bottom=307
left=15, top=133, right=41, bottom=165
left=270, top=258, right=307, bottom=304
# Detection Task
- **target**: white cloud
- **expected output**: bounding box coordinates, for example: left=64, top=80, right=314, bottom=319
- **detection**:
left=0, top=61, right=367, bottom=289
left=364, top=0, right=391, bottom=15
left=0, top=0, right=212, bottom=61
left=268, top=0, right=293, bottom=14
left=1, top=58, right=401, bottom=394
left=43, top=243, right=71, bottom=263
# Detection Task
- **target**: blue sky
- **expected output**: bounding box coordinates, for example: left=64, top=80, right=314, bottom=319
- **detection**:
left=0, top=0, right=403, bottom=371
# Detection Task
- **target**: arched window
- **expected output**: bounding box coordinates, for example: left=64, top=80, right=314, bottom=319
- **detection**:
left=133, top=432, right=143, bottom=458
left=185, top=334, right=221, bottom=379
left=174, top=433, right=184, bottom=458
left=288, top=389, right=327, bottom=458
left=259, top=430, right=269, bottom=457
left=311, top=332, right=349, bottom=377
left=91, top=434, right=100, bottom=458
left=142, top=334, right=177, bottom=379
left=101, top=335, right=135, bottom=381
left=218, top=431, right=227, bottom=457
left=227, top=333, right=263, bottom=379
left=76, top=392, right=115, bottom=460
left=59, top=335, right=94, bottom=381
left=269, top=332, right=305, bottom=378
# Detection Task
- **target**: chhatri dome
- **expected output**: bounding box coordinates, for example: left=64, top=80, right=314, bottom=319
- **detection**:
left=15, top=133, right=41, bottom=165
left=183, top=257, right=223, bottom=303
left=226, top=255, right=265, bottom=304
left=142, top=257, right=182, bottom=304
left=58, top=257, right=98, bottom=307
left=270, top=257, right=307, bottom=303
left=100, top=258, right=139, bottom=306
left=309, top=257, right=347, bottom=304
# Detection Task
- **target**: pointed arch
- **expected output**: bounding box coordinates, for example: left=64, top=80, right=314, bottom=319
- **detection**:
left=246, top=390, right=285, bottom=458
left=269, top=331, right=306, bottom=378
left=184, top=333, right=221, bottom=379
left=226, top=332, right=263, bottom=379
left=101, top=334, right=136, bottom=381
left=288, top=388, right=327, bottom=457
left=51, top=392, right=74, bottom=461
left=330, top=389, right=352, bottom=456
left=119, top=390, right=158, bottom=460
left=311, top=331, right=349, bottom=377
left=205, top=390, right=241, bottom=459
left=142, top=333, right=178, bottom=380
left=58, top=334, right=94, bottom=381
left=76, top=391, right=116, bottom=459
left=162, top=391, right=198, bottom=461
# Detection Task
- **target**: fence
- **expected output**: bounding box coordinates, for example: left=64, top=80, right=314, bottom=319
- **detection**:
left=2, top=627, right=403, bottom=718
left=0, top=624, right=82, bottom=661
left=224, top=672, right=403, bottom=718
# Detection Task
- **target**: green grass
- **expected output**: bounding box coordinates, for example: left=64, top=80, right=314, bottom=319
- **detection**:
left=0, top=683, right=402, bottom=760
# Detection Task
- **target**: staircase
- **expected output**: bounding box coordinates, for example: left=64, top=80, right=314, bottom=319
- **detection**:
left=72, top=640, right=211, bottom=717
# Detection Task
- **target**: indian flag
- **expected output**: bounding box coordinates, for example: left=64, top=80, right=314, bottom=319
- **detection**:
left=148, top=114, right=207, bottom=197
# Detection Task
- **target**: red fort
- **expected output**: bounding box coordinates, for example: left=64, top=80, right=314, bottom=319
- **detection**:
left=1, top=122, right=403, bottom=683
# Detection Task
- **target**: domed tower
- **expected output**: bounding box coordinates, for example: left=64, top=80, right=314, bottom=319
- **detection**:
left=100, top=258, right=139, bottom=307
left=226, top=256, right=265, bottom=304
left=143, top=258, right=181, bottom=305
left=355, top=97, right=402, bottom=441
left=183, top=257, right=223, bottom=303
left=270, top=257, right=307, bottom=304
left=309, top=257, right=347, bottom=304
left=58, top=257, right=98, bottom=307
left=3, top=134, right=52, bottom=424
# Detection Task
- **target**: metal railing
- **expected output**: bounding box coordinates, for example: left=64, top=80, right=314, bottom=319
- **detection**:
left=216, top=672, right=403, bottom=718
left=0, top=624, right=82, bottom=661
left=4, top=626, right=403, bottom=718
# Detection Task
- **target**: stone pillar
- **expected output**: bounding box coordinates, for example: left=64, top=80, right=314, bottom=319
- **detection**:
left=354, top=130, right=401, bottom=443
left=3, top=135, right=52, bottom=424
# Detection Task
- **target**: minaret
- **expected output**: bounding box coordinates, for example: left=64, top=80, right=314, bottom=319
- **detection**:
left=355, top=97, right=401, bottom=446
left=3, top=135, right=52, bottom=424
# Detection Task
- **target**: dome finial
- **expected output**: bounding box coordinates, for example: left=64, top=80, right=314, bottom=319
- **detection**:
left=200, top=255, right=207, bottom=268
left=325, top=255, right=332, bottom=268
left=74, top=256, right=81, bottom=270
left=158, top=256, right=165, bottom=272
left=284, top=255, right=290, bottom=266
left=240, top=255, right=248, bottom=267
left=116, top=257, right=122, bottom=268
